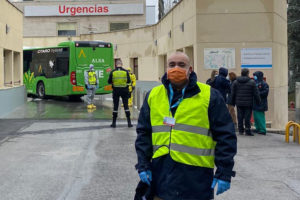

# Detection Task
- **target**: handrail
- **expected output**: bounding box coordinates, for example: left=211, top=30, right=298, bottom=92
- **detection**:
left=285, top=121, right=300, bottom=144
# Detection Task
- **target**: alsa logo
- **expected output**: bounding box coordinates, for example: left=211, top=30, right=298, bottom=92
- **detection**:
left=92, top=58, right=105, bottom=63
left=59, top=5, right=109, bottom=16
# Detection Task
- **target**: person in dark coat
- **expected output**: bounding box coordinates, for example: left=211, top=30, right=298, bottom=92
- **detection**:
left=231, top=68, right=261, bottom=136
left=227, top=72, right=237, bottom=127
left=206, top=69, right=218, bottom=87
left=253, top=71, right=269, bottom=135
left=135, top=52, right=237, bottom=200
left=214, top=67, right=231, bottom=102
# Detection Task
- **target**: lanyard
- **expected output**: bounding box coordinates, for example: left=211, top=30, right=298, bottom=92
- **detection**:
left=169, top=83, right=186, bottom=111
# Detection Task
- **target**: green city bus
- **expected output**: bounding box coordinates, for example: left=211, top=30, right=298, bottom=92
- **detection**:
left=23, top=41, right=114, bottom=100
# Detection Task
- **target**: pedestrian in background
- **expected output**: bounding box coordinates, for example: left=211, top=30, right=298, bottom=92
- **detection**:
left=231, top=68, right=260, bottom=136
left=227, top=72, right=237, bottom=127
left=127, top=67, right=136, bottom=107
left=135, top=52, right=237, bottom=200
left=253, top=71, right=269, bottom=135
left=214, top=67, right=231, bottom=102
left=108, top=59, right=133, bottom=128
left=206, top=69, right=218, bottom=87
left=84, top=64, right=99, bottom=109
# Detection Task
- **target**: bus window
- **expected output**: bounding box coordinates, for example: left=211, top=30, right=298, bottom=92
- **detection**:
left=54, top=48, right=69, bottom=77
left=55, top=58, right=69, bottom=77
left=23, top=51, right=32, bottom=73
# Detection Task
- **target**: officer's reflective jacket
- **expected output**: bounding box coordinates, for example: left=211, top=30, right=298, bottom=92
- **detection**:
left=135, top=72, right=237, bottom=200
left=88, top=71, right=97, bottom=85
left=108, top=67, right=131, bottom=88
left=149, top=82, right=216, bottom=168
left=84, top=70, right=99, bottom=86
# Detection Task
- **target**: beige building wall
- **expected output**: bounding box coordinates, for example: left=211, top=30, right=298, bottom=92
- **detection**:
left=23, top=0, right=288, bottom=129
left=0, top=0, right=23, bottom=89
left=12, top=0, right=146, bottom=37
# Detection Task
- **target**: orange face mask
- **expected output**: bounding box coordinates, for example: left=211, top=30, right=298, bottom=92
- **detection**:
left=167, top=67, right=188, bottom=84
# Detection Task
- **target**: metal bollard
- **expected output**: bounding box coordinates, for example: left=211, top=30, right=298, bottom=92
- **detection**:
left=296, top=82, right=300, bottom=123
left=133, top=88, right=136, bottom=106
left=137, top=88, right=140, bottom=110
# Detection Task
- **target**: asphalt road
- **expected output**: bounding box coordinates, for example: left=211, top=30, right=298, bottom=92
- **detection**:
left=2, top=95, right=139, bottom=120
left=0, top=97, right=300, bottom=200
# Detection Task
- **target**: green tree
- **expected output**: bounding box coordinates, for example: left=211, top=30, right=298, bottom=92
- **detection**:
left=288, top=0, right=300, bottom=98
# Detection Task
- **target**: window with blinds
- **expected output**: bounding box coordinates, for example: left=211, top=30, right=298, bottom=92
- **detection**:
left=110, top=22, right=129, bottom=31
left=57, top=23, right=77, bottom=36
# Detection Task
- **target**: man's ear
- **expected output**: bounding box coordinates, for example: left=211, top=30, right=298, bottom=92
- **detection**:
left=189, top=66, right=193, bottom=73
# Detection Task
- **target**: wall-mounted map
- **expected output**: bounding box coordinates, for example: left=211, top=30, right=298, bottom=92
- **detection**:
left=204, top=48, right=235, bottom=69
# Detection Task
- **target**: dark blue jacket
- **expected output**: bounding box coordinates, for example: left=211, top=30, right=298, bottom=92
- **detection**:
left=253, top=71, right=269, bottom=111
left=231, top=76, right=261, bottom=107
left=227, top=78, right=236, bottom=105
left=214, top=67, right=231, bottom=102
left=135, top=72, right=237, bottom=200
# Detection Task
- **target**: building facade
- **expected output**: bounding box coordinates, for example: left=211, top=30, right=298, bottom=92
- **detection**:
left=0, top=0, right=25, bottom=117
left=11, top=0, right=148, bottom=37
left=23, top=0, right=288, bottom=129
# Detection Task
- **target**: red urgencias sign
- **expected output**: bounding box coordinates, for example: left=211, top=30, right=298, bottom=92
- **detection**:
left=58, top=5, right=109, bottom=16
left=24, top=4, right=144, bottom=17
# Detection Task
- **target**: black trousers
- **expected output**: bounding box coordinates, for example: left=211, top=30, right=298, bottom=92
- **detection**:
left=237, top=106, right=252, bottom=134
left=112, top=88, right=130, bottom=113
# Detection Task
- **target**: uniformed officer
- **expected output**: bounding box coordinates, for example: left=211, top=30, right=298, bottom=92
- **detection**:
left=108, top=59, right=132, bottom=128
left=127, top=67, right=136, bottom=107
left=135, top=52, right=237, bottom=200
left=84, top=64, right=99, bottom=109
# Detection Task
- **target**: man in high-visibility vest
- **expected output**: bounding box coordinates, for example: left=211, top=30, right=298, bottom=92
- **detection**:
left=135, top=52, right=237, bottom=200
left=108, top=59, right=132, bottom=128
left=84, top=64, right=99, bottom=109
left=127, top=67, right=136, bottom=107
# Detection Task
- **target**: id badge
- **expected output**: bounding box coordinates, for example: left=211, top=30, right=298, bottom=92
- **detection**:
left=163, top=117, right=176, bottom=127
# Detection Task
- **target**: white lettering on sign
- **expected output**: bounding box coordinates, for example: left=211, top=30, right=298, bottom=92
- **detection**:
left=24, top=4, right=144, bottom=17
left=97, top=70, right=104, bottom=78
left=92, top=58, right=105, bottom=63
left=37, top=48, right=63, bottom=54
left=85, top=70, right=104, bottom=78
left=37, top=49, right=50, bottom=54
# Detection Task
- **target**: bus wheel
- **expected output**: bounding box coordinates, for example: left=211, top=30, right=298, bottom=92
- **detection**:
left=69, top=95, right=83, bottom=102
left=37, top=82, right=46, bottom=99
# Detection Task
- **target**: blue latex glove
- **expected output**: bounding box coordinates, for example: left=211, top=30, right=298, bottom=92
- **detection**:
left=139, top=170, right=152, bottom=186
left=211, top=178, right=231, bottom=195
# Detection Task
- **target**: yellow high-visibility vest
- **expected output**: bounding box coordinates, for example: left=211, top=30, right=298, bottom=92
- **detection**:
left=128, top=73, right=136, bottom=92
left=148, top=82, right=216, bottom=168
left=88, top=71, right=97, bottom=85
left=112, top=70, right=127, bottom=88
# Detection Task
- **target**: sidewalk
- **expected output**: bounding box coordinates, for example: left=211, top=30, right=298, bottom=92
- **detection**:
left=216, top=133, right=300, bottom=200
left=0, top=120, right=299, bottom=199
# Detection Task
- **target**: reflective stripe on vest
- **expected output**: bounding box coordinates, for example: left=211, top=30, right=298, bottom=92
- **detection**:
left=148, top=82, right=216, bottom=168
left=112, top=70, right=127, bottom=87
left=88, top=71, right=97, bottom=85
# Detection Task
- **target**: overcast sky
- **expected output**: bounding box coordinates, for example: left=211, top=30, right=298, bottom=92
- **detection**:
left=146, top=0, right=158, bottom=22
left=146, top=0, right=157, bottom=5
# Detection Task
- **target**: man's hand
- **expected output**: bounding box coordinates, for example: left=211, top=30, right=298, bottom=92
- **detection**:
left=139, top=170, right=152, bottom=186
left=211, top=178, right=231, bottom=195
